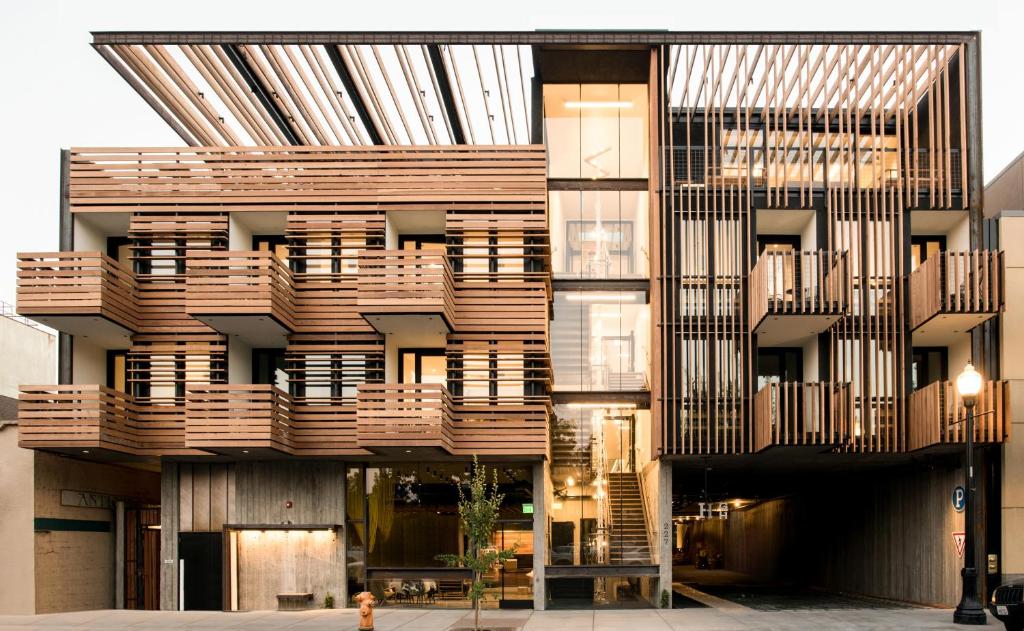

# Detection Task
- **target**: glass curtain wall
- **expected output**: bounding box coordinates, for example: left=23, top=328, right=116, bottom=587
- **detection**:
left=345, top=463, right=533, bottom=608
left=542, top=79, right=654, bottom=606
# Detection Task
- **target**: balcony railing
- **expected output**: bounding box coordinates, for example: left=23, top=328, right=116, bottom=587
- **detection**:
left=185, top=385, right=295, bottom=454
left=356, top=383, right=455, bottom=454
left=18, top=385, right=141, bottom=454
left=185, top=251, right=296, bottom=340
left=749, top=250, right=849, bottom=343
left=17, top=252, right=137, bottom=332
left=909, top=250, right=1002, bottom=334
left=451, top=396, right=550, bottom=458
left=356, top=250, right=455, bottom=332
left=753, top=382, right=853, bottom=452
left=907, top=380, right=1009, bottom=451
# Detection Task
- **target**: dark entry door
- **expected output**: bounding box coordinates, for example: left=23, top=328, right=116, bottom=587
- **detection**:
left=179, top=532, right=223, bottom=610
left=125, top=506, right=160, bottom=609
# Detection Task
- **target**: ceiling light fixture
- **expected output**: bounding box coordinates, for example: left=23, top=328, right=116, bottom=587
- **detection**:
left=565, top=101, right=634, bottom=109
left=564, top=293, right=638, bottom=303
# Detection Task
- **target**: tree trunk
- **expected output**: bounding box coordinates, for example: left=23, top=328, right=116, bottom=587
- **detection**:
left=474, top=569, right=481, bottom=630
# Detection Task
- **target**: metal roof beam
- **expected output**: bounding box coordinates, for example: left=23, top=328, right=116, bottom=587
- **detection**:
left=323, top=45, right=385, bottom=145
left=221, top=44, right=302, bottom=145
left=427, top=44, right=467, bottom=144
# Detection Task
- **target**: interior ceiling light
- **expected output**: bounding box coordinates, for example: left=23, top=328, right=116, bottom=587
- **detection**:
left=565, top=101, right=634, bottom=109
left=566, top=402, right=638, bottom=409
left=564, top=293, right=637, bottom=303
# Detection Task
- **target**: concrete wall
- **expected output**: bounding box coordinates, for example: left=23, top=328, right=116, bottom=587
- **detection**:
left=0, top=316, right=54, bottom=614
left=0, top=317, right=55, bottom=398
left=0, top=424, right=36, bottom=614
left=71, top=337, right=106, bottom=385
left=232, top=462, right=345, bottom=610
left=999, top=212, right=1024, bottom=583
left=33, top=453, right=159, bottom=613
left=694, top=464, right=966, bottom=606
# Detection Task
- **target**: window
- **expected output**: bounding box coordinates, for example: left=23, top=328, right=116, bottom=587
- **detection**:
left=106, top=236, right=132, bottom=271
left=543, top=84, right=649, bottom=179
left=252, top=348, right=288, bottom=391
left=398, top=234, right=445, bottom=251
left=252, top=235, right=289, bottom=264
left=549, top=190, right=649, bottom=279
left=912, top=347, right=948, bottom=391
left=106, top=350, right=128, bottom=393
left=552, top=291, right=650, bottom=392
left=757, top=347, right=804, bottom=391
left=757, top=234, right=801, bottom=254
left=911, top=235, right=946, bottom=271
left=398, top=348, right=446, bottom=387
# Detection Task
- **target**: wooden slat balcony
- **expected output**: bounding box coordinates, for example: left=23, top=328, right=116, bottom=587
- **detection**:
left=910, top=250, right=1002, bottom=344
left=356, top=383, right=455, bottom=455
left=749, top=250, right=849, bottom=346
left=17, top=252, right=137, bottom=345
left=18, top=385, right=142, bottom=456
left=185, top=385, right=295, bottom=456
left=452, top=397, right=550, bottom=459
left=907, top=380, right=1010, bottom=452
left=17, top=386, right=198, bottom=458
left=356, top=250, right=455, bottom=337
left=185, top=251, right=296, bottom=346
left=753, top=382, right=853, bottom=452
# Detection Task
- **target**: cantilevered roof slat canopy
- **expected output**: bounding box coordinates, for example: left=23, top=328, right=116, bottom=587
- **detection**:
left=91, top=31, right=976, bottom=148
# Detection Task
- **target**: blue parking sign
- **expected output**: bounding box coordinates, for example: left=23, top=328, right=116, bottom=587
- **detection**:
left=952, top=486, right=966, bottom=512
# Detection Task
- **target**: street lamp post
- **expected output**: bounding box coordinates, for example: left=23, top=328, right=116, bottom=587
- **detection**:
left=953, top=363, right=987, bottom=625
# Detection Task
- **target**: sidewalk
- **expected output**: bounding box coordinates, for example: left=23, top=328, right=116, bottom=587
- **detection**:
left=0, top=606, right=1004, bottom=630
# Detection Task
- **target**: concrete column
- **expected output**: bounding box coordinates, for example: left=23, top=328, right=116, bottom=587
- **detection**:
left=532, top=462, right=546, bottom=610
left=159, top=461, right=179, bottom=611
left=115, top=501, right=125, bottom=609
left=658, top=460, right=673, bottom=607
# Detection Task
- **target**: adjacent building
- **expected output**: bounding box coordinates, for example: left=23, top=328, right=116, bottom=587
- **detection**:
left=0, top=304, right=160, bottom=614
left=11, top=30, right=1010, bottom=611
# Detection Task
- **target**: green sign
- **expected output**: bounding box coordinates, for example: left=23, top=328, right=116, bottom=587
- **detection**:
left=522, top=503, right=534, bottom=514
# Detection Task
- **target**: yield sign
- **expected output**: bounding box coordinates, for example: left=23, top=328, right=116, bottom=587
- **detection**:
left=953, top=532, right=966, bottom=558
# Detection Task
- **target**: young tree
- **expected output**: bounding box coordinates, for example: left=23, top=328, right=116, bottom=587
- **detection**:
left=437, top=456, right=516, bottom=631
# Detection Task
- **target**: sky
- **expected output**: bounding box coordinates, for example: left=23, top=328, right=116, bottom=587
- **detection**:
left=1, top=0, right=1022, bottom=303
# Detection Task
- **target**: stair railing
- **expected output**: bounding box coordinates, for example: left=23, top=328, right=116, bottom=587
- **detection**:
left=635, top=470, right=657, bottom=565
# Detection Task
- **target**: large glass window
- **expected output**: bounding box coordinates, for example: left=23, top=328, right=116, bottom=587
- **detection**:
left=552, top=291, right=650, bottom=392
left=549, top=404, right=651, bottom=566
left=346, top=463, right=533, bottom=608
left=543, top=84, right=649, bottom=179
left=549, top=191, right=649, bottom=279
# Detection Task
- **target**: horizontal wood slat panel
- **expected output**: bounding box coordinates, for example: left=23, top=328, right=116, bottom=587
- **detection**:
left=68, top=146, right=547, bottom=212
left=19, top=385, right=205, bottom=457
left=185, top=251, right=297, bottom=331
left=355, top=384, right=455, bottom=453
left=185, top=385, right=294, bottom=453
left=17, top=252, right=138, bottom=331
left=355, top=250, right=455, bottom=328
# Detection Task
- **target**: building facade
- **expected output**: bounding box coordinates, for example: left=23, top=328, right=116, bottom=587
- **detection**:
left=13, top=31, right=1010, bottom=610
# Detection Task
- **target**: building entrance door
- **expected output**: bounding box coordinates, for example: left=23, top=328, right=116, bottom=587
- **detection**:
left=178, top=532, right=223, bottom=610
left=125, top=506, right=160, bottom=610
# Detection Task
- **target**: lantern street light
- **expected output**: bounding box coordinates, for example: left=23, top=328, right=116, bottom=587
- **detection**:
left=953, top=363, right=986, bottom=625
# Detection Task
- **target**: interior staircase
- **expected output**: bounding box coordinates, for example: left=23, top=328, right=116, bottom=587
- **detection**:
left=606, top=472, right=652, bottom=565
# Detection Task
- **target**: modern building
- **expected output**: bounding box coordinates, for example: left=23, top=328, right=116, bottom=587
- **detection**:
left=11, top=30, right=1010, bottom=611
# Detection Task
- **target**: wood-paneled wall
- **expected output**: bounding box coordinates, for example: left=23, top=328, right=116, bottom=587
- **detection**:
left=39, top=146, right=551, bottom=458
